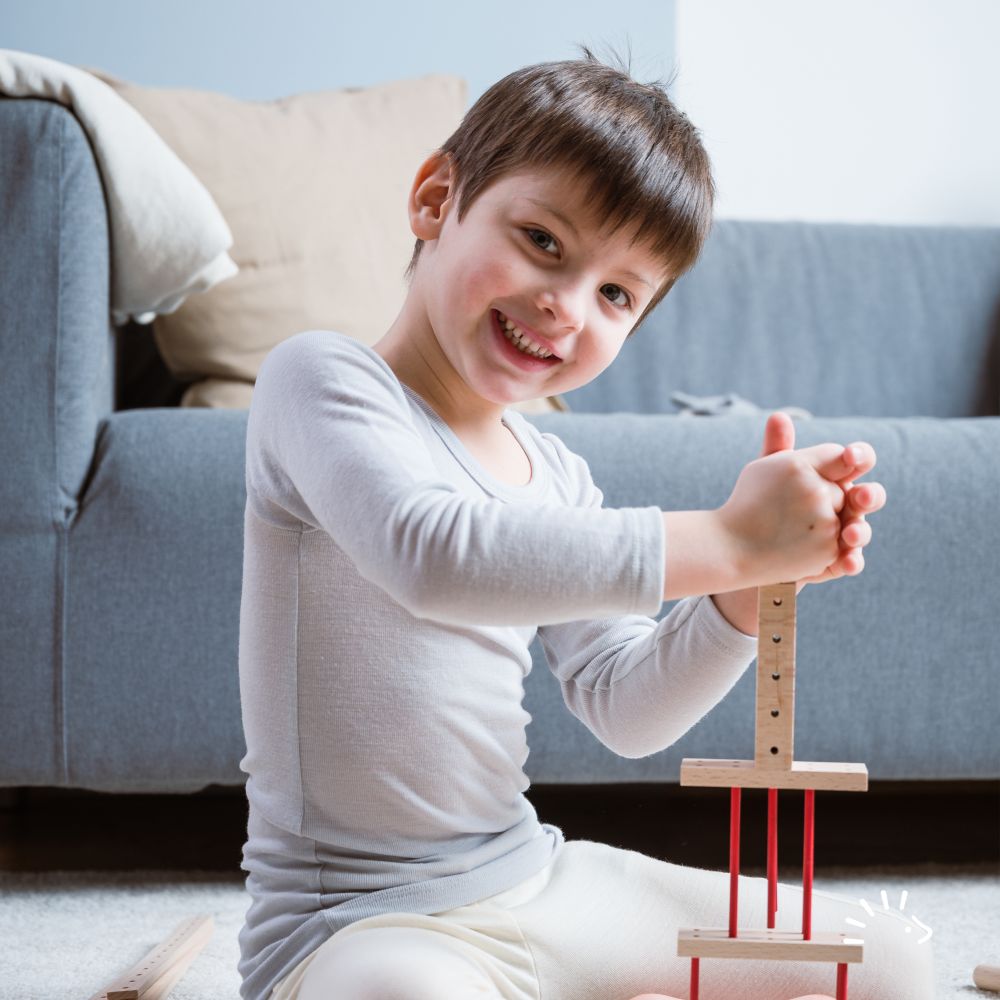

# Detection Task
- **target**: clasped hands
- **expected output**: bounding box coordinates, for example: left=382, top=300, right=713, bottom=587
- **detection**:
left=759, top=411, right=886, bottom=593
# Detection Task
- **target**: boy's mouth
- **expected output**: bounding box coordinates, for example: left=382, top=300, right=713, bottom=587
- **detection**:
left=492, top=309, right=562, bottom=365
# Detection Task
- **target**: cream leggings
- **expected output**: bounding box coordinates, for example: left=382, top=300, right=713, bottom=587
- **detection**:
left=269, top=839, right=935, bottom=1000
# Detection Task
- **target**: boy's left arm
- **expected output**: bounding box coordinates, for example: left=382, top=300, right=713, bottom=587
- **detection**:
left=710, top=589, right=760, bottom=637
left=537, top=591, right=760, bottom=760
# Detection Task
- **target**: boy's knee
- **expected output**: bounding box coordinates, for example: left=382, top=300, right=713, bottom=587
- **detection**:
left=298, top=926, right=500, bottom=1000
left=816, top=892, right=935, bottom=1000
left=626, top=994, right=686, bottom=999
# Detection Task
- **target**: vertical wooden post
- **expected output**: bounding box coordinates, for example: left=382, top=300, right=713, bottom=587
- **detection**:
left=756, top=583, right=797, bottom=768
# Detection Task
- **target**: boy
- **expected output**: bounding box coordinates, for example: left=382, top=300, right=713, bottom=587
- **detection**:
left=237, top=47, right=927, bottom=1000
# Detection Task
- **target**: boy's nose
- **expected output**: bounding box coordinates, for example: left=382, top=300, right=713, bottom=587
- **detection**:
left=536, top=282, right=589, bottom=327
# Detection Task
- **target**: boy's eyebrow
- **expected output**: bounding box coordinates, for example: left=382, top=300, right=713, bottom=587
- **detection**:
left=523, top=197, right=655, bottom=291
left=524, top=197, right=581, bottom=238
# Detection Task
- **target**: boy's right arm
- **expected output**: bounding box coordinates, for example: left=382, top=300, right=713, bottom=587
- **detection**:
left=247, top=331, right=667, bottom=628
left=661, top=510, right=747, bottom=601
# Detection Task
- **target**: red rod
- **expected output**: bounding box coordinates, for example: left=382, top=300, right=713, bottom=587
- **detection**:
left=767, top=787, right=778, bottom=928
left=802, top=788, right=815, bottom=940
left=729, top=786, right=740, bottom=937
left=836, top=961, right=848, bottom=1000
left=690, top=956, right=700, bottom=1000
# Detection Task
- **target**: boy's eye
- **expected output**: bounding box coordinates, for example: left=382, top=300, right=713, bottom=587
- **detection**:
left=523, top=227, right=633, bottom=310
left=602, top=283, right=632, bottom=309
left=526, top=227, right=559, bottom=255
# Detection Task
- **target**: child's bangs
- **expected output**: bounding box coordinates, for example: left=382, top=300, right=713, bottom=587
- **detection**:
left=558, top=153, right=713, bottom=284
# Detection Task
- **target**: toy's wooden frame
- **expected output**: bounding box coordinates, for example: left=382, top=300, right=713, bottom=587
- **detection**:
left=676, top=582, right=868, bottom=1000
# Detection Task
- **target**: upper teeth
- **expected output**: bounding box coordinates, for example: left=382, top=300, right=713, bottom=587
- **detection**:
left=497, top=311, right=554, bottom=358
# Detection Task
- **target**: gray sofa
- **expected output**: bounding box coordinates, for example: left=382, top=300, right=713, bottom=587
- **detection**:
left=2, top=96, right=999, bottom=795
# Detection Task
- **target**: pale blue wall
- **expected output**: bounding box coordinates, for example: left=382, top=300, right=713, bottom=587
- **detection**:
left=2, top=0, right=675, bottom=106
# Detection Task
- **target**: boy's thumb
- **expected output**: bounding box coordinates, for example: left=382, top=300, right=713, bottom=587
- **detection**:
left=759, top=411, right=795, bottom=458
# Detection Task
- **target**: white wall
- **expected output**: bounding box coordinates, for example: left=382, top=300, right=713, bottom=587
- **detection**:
left=673, top=0, right=1000, bottom=226
left=3, top=0, right=674, bottom=108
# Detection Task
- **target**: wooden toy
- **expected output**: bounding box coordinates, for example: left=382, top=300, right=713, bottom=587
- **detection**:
left=634, top=582, right=868, bottom=1000
left=87, top=913, right=213, bottom=1000
left=974, top=964, right=1000, bottom=992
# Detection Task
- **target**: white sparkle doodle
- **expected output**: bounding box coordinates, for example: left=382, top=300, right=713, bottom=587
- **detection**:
left=845, top=889, right=933, bottom=944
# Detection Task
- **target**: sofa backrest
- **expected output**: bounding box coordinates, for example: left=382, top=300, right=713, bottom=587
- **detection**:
left=565, top=218, right=1000, bottom=419
left=7, top=97, right=999, bottom=427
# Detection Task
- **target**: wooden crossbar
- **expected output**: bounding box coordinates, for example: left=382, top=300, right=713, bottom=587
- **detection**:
left=679, top=758, right=868, bottom=791
left=677, top=928, right=864, bottom=964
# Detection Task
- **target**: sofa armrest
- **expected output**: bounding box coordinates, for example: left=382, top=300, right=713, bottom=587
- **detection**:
left=522, top=411, right=1000, bottom=782
left=0, top=97, right=116, bottom=531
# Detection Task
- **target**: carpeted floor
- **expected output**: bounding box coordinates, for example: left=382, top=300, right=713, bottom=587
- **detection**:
left=0, top=861, right=996, bottom=999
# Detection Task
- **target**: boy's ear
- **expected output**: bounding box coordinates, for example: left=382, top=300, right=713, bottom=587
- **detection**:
left=409, top=150, right=457, bottom=241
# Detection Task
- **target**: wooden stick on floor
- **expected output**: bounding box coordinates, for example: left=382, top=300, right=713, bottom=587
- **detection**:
left=87, top=914, right=214, bottom=1000
left=974, top=965, right=1000, bottom=992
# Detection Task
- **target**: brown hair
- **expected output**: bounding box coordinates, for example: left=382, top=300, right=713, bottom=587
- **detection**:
left=403, top=41, right=715, bottom=338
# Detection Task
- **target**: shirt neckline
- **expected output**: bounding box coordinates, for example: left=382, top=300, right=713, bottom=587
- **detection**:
left=346, top=334, right=548, bottom=499
left=397, top=382, right=548, bottom=500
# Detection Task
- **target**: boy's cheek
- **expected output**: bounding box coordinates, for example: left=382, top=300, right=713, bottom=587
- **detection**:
left=464, top=257, right=522, bottom=306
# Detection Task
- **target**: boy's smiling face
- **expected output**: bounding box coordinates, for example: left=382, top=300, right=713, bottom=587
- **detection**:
left=373, top=150, right=671, bottom=437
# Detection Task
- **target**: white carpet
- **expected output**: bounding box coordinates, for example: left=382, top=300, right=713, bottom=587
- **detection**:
left=0, top=861, right=995, bottom=999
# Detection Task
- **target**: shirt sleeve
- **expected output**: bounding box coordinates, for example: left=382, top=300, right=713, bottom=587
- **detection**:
left=533, top=430, right=760, bottom=759
left=244, top=330, right=666, bottom=627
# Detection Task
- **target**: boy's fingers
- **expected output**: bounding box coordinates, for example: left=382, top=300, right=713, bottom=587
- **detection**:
left=843, top=442, right=876, bottom=471
left=799, top=441, right=877, bottom=482
left=759, top=411, right=796, bottom=458
left=840, top=517, right=871, bottom=549
left=845, top=482, right=885, bottom=516
left=829, top=544, right=863, bottom=575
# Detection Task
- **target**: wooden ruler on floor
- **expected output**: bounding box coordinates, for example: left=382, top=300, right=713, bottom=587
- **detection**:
left=87, top=914, right=214, bottom=1000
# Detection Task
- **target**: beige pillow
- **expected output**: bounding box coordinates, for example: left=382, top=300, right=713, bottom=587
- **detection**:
left=84, top=67, right=568, bottom=416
